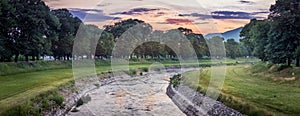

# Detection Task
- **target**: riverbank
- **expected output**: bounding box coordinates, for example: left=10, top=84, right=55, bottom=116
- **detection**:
left=182, top=64, right=300, bottom=115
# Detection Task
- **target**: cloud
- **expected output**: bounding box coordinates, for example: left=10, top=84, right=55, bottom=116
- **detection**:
left=211, top=11, right=254, bottom=19
left=110, top=8, right=159, bottom=15
left=96, top=3, right=111, bottom=7
left=161, top=19, right=194, bottom=25
left=179, top=11, right=269, bottom=20
left=252, top=11, right=270, bottom=15
left=69, top=8, right=120, bottom=22
left=194, top=22, right=210, bottom=25
left=211, top=11, right=269, bottom=19
left=178, top=13, right=212, bottom=20
left=239, top=0, right=255, bottom=4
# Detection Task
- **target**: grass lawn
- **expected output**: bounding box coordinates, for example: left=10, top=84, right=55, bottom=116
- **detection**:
left=182, top=65, right=300, bottom=115
left=0, top=58, right=257, bottom=114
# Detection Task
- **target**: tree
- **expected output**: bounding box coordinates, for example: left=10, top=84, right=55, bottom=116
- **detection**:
left=96, top=30, right=114, bottom=59
left=225, top=39, right=239, bottom=59
left=51, top=9, right=82, bottom=60
left=295, top=46, right=300, bottom=66
left=107, top=19, right=152, bottom=59
left=186, top=33, right=209, bottom=59
left=267, top=0, right=300, bottom=66
left=178, top=27, right=193, bottom=35
left=104, top=19, right=145, bottom=39
left=0, top=0, right=15, bottom=61
left=9, top=0, right=57, bottom=62
left=207, top=36, right=225, bottom=58
left=240, top=19, right=270, bottom=61
left=240, top=19, right=257, bottom=53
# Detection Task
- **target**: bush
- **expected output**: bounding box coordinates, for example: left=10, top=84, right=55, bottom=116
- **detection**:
left=140, top=67, right=149, bottom=72
left=127, top=69, right=137, bottom=76
left=277, top=64, right=291, bottom=71
left=170, top=74, right=182, bottom=88
left=2, top=90, right=65, bottom=116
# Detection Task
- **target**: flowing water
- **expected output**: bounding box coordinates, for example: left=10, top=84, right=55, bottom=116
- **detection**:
left=67, top=68, right=197, bottom=116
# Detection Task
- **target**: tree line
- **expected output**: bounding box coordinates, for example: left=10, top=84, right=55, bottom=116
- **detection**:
left=0, top=0, right=249, bottom=62
left=240, top=0, right=300, bottom=66
left=0, top=0, right=82, bottom=62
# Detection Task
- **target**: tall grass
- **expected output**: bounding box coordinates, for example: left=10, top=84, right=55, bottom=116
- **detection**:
left=182, top=65, right=300, bottom=115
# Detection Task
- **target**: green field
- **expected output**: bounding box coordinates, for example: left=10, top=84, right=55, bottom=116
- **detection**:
left=182, top=64, right=300, bottom=115
left=0, top=58, right=257, bottom=114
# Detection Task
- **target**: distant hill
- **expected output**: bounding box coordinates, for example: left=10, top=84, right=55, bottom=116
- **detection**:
left=205, top=27, right=243, bottom=42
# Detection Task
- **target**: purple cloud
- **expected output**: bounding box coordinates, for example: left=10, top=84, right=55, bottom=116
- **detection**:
left=239, top=0, right=254, bottom=4
left=179, top=11, right=269, bottom=20
left=179, top=13, right=212, bottom=20
left=158, top=19, right=194, bottom=25
left=69, top=8, right=120, bottom=22
left=110, top=8, right=159, bottom=15
left=212, top=11, right=253, bottom=19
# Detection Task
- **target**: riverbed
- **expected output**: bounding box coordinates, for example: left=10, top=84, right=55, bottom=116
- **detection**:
left=67, top=68, right=196, bottom=116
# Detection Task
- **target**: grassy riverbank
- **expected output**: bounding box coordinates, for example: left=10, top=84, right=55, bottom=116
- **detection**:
left=0, top=58, right=257, bottom=115
left=182, top=63, right=300, bottom=115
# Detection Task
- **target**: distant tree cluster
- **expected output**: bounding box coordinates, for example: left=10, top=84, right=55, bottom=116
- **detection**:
left=241, top=0, right=300, bottom=66
left=0, top=0, right=248, bottom=62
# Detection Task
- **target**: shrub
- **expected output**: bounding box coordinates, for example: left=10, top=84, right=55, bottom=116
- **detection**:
left=141, top=67, right=149, bottom=72
left=277, top=64, right=290, bottom=71
left=170, top=74, right=182, bottom=88
left=2, top=90, right=65, bottom=116
left=127, top=69, right=137, bottom=76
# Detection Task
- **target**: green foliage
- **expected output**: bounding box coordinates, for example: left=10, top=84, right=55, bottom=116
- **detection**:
left=104, top=19, right=147, bottom=38
left=51, top=9, right=82, bottom=60
left=2, top=90, right=64, bottom=116
left=127, top=69, right=137, bottom=76
left=241, top=0, right=300, bottom=66
left=225, top=39, right=248, bottom=59
left=140, top=67, right=149, bottom=72
left=170, top=74, right=182, bottom=88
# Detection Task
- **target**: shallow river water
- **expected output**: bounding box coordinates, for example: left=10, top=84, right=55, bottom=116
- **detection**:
left=67, top=68, right=197, bottom=116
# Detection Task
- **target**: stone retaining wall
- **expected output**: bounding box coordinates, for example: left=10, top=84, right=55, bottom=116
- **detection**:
left=167, top=84, right=244, bottom=116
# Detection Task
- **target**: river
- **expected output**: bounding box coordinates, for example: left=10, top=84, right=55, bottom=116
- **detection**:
left=67, top=68, right=197, bottom=116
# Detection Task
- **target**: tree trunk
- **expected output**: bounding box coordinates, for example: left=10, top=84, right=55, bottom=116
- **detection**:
left=25, top=55, right=29, bottom=62
left=287, top=58, right=291, bottom=66
left=14, top=53, right=19, bottom=62
left=32, top=56, right=36, bottom=61
left=296, top=58, right=300, bottom=67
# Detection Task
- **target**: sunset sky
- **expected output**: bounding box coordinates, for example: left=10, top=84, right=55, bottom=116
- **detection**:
left=43, top=0, right=275, bottom=35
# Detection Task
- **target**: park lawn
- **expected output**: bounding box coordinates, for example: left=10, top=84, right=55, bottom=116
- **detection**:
left=182, top=65, right=300, bottom=115
left=0, top=68, right=73, bottom=114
